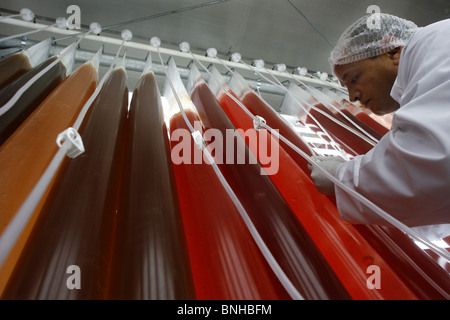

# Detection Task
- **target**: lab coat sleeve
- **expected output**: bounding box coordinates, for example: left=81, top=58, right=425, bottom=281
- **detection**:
left=334, top=19, right=450, bottom=228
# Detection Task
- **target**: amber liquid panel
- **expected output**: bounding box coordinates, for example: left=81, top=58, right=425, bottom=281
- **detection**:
left=2, top=68, right=128, bottom=299
left=0, top=62, right=98, bottom=296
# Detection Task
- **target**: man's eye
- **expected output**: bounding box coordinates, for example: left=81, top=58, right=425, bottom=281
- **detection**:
left=350, top=76, right=357, bottom=84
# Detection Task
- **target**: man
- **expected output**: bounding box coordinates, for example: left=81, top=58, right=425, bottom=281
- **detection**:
left=310, top=13, right=450, bottom=239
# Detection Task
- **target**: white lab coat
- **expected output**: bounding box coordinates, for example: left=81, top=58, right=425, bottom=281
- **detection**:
left=334, top=19, right=450, bottom=239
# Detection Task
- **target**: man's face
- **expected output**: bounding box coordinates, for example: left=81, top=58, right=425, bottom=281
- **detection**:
left=333, top=48, right=402, bottom=116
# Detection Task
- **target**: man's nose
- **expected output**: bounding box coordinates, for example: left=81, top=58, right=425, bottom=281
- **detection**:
left=349, top=89, right=361, bottom=103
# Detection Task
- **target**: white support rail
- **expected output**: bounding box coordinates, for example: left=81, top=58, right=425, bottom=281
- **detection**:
left=0, top=16, right=346, bottom=95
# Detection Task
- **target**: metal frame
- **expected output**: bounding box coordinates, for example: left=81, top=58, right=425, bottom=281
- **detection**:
left=0, top=16, right=347, bottom=96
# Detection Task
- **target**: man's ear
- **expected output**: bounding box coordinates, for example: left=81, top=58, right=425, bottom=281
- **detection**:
left=389, top=46, right=403, bottom=66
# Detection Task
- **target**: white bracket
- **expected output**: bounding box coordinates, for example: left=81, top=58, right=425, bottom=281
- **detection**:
left=56, top=127, right=85, bottom=158
left=253, top=115, right=267, bottom=131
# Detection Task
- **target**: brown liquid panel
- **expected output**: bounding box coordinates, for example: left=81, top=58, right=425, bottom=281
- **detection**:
left=0, top=56, right=67, bottom=145
left=2, top=68, right=128, bottom=299
left=0, top=62, right=98, bottom=296
left=0, top=52, right=32, bottom=90
left=109, top=72, right=196, bottom=299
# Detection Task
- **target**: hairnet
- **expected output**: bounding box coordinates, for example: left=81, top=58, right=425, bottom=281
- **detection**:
left=329, top=13, right=420, bottom=67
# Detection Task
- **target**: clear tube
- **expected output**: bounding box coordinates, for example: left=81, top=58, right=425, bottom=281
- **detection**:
left=294, top=77, right=380, bottom=144
left=236, top=61, right=376, bottom=149
left=0, top=16, right=66, bottom=44
left=0, top=8, right=33, bottom=21
left=0, top=14, right=20, bottom=20
left=262, top=66, right=378, bottom=148
left=213, top=57, right=318, bottom=156
left=237, top=59, right=349, bottom=158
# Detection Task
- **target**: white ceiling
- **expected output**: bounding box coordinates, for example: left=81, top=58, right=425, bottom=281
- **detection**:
left=1, top=0, right=449, bottom=107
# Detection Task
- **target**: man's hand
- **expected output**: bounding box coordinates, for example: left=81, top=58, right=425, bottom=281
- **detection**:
left=308, top=156, right=346, bottom=195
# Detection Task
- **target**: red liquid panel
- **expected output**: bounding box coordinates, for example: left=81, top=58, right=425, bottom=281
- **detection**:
left=316, top=103, right=450, bottom=298
left=306, top=104, right=374, bottom=156
left=217, top=89, right=418, bottom=300
left=355, top=225, right=450, bottom=299
left=190, top=82, right=351, bottom=299
left=169, top=110, right=289, bottom=300
left=354, top=111, right=390, bottom=136
left=337, top=109, right=384, bottom=141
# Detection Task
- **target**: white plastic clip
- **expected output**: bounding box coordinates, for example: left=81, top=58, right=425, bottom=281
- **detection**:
left=89, top=22, right=102, bottom=35
left=253, top=116, right=266, bottom=131
left=296, top=67, right=308, bottom=76
left=206, top=48, right=217, bottom=58
left=179, top=41, right=191, bottom=53
left=55, top=17, right=68, bottom=29
left=274, top=63, right=286, bottom=72
left=20, top=8, right=35, bottom=22
left=230, top=52, right=241, bottom=62
left=320, top=72, right=329, bottom=81
left=121, top=29, right=133, bottom=41
left=150, top=36, right=161, bottom=48
left=56, top=127, right=85, bottom=158
left=252, top=59, right=265, bottom=69
left=191, top=130, right=204, bottom=150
